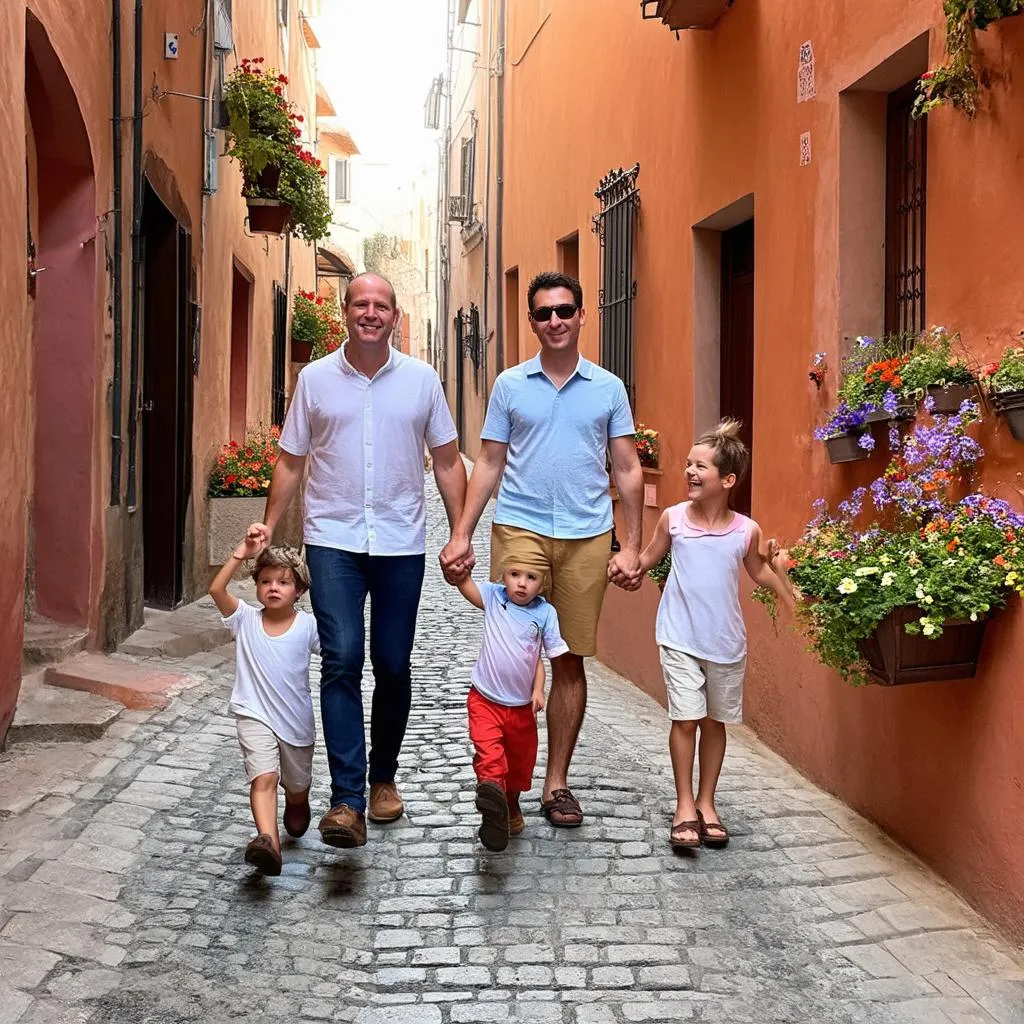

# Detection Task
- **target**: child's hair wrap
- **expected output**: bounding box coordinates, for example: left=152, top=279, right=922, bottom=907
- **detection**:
left=251, top=546, right=311, bottom=592
left=695, top=418, right=750, bottom=484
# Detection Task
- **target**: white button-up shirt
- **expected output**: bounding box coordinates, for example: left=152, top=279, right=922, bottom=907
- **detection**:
left=279, top=344, right=457, bottom=556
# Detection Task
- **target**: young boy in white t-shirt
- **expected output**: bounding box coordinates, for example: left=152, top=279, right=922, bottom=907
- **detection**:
left=456, top=564, right=569, bottom=851
left=209, top=536, right=321, bottom=876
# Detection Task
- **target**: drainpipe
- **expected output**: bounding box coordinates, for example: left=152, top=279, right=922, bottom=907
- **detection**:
left=493, top=0, right=506, bottom=373
left=126, top=0, right=144, bottom=510
left=110, top=0, right=124, bottom=504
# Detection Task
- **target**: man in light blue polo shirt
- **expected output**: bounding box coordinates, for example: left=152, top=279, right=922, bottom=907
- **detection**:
left=441, top=271, right=644, bottom=828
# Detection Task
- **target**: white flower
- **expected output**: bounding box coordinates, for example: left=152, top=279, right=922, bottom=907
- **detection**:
left=881, top=572, right=896, bottom=587
left=915, top=587, right=925, bottom=601
left=909, top=567, right=919, bottom=576
left=855, top=566, right=880, bottom=577
left=922, top=620, right=936, bottom=637
left=924, top=595, right=933, bottom=605
left=879, top=554, right=893, bottom=566
left=838, top=578, right=858, bottom=595
left=970, top=612, right=978, bottom=622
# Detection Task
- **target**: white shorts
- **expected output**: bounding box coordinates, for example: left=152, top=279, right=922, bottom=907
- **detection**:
left=659, top=646, right=746, bottom=724
left=235, top=714, right=314, bottom=793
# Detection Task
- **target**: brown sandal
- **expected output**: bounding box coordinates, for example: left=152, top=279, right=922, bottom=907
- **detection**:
left=669, top=820, right=701, bottom=850
left=540, top=788, right=584, bottom=828
left=697, top=810, right=729, bottom=848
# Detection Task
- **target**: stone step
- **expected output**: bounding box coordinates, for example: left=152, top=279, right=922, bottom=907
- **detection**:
left=118, top=623, right=230, bottom=659
left=10, top=670, right=123, bottom=743
left=21, top=617, right=90, bottom=668
left=44, top=653, right=189, bottom=711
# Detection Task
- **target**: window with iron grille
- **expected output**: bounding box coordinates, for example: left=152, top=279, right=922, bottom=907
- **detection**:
left=884, top=83, right=927, bottom=336
left=271, top=283, right=287, bottom=427
left=592, top=164, right=640, bottom=405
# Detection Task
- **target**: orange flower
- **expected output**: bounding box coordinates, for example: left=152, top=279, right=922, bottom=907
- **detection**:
left=994, top=555, right=1008, bottom=567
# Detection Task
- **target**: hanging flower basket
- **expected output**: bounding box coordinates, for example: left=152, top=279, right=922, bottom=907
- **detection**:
left=982, top=346, right=1024, bottom=442
left=856, top=605, right=988, bottom=686
left=825, top=432, right=872, bottom=464
left=246, top=198, right=293, bottom=235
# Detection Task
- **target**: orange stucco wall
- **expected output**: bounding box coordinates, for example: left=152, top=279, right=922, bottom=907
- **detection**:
left=0, top=0, right=320, bottom=743
left=502, top=0, right=1024, bottom=938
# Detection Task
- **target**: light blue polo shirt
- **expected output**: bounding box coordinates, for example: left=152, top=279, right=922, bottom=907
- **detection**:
left=481, top=354, right=634, bottom=539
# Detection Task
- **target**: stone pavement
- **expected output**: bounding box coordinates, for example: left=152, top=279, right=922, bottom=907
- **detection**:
left=1, top=483, right=1023, bottom=1023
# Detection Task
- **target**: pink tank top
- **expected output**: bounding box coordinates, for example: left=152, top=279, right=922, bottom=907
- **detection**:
left=655, top=502, right=754, bottom=663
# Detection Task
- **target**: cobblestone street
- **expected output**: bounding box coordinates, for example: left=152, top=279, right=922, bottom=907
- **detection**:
left=1, top=484, right=1023, bottom=1024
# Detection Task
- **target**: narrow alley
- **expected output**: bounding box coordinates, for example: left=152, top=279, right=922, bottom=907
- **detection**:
left=1, top=486, right=1021, bottom=1024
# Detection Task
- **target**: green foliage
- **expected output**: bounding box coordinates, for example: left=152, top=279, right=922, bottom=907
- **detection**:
left=914, top=0, right=1024, bottom=118
left=363, top=231, right=398, bottom=273
left=983, top=346, right=1024, bottom=394
left=751, top=586, right=779, bottom=633
left=224, top=57, right=331, bottom=242
left=900, top=327, right=977, bottom=394
left=837, top=333, right=916, bottom=409
left=647, top=552, right=671, bottom=588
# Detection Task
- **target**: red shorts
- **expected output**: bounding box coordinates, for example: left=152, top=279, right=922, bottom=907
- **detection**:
left=467, top=687, right=539, bottom=794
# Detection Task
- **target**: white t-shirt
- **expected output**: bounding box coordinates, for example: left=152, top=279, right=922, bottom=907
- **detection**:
left=279, top=344, right=458, bottom=555
left=223, top=601, right=321, bottom=747
left=472, top=582, right=569, bottom=707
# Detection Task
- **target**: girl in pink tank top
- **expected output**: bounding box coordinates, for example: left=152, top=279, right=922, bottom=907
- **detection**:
left=638, top=420, right=794, bottom=851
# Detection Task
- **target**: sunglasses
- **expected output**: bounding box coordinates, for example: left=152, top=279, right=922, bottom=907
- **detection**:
left=530, top=303, right=579, bottom=322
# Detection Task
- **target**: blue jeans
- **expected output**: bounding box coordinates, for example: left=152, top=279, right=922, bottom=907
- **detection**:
left=305, top=546, right=426, bottom=813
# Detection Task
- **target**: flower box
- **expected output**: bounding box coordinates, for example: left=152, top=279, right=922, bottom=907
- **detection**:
left=927, top=382, right=978, bottom=415
left=993, top=389, right=1024, bottom=441
left=825, top=433, right=871, bottom=464
left=856, top=605, right=988, bottom=686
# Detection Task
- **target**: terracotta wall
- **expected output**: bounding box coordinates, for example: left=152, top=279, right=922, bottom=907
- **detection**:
left=0, top=3, right=29, bottom=742
left=501, top=0, right=1024, bottom=938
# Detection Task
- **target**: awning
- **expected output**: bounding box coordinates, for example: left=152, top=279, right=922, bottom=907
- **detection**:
left=317, top=242, right=357, bottom=280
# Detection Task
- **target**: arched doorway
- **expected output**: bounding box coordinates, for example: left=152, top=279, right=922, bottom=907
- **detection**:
left=25, top=12, right=98, bottom=626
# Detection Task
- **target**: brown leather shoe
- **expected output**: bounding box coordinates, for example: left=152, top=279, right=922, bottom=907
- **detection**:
left=368, top=782, right=404, bottom=823
left=244, top=834, right=282, bottom=875
left=475, top=781, right=509, bottom=851
left=283, top=795, right=311, bottom=838
left=318, top=803, right=367, bottom=848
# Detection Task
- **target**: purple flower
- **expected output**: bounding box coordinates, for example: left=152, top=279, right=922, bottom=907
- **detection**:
left=888, top=425, right=900, bottom=451
left=857, top=432, right=876, bottom=451
left=858, top=336, right=875, bottom=349
left=882, top=390, right=899, bottom=416
left=839, top=487, right=867, bottom=520
left=924, top=394, right=936, bottom=413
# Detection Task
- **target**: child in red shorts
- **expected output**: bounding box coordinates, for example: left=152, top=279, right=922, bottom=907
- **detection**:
left=456, top=563, right=569, bottom=851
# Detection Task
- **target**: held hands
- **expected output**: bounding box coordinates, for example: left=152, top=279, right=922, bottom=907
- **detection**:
left=439, top=535, right=476, bottom=584
left=607, top=549, right=643, bottom=592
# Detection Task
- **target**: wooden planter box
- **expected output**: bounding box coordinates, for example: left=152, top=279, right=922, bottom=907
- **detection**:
left=825, top=432, right=871, bottom=464
left=927, top=382, right=978, bottom=415
left=856, top=605, right=988, bottom=686
left=291, top=338, right=314, bottom=363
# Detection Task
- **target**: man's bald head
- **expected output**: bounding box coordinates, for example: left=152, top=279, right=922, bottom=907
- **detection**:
left=344, top=272, right=397, bottom=309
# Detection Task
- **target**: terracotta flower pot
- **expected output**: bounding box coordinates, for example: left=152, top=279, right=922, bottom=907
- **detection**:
left=246, top=199, right=292, bottom=235
left=993, top=389, right=1024, bottom=441
left=926, top=382, right=978, bottom=415
left=824, top=432, right=871, bottom=464
left=855, top=605, right=988, bottom=686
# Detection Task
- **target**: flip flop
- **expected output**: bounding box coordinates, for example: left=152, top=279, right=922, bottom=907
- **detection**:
left=697, top=809, right=729, bottom=849
left=540, top=788, right=584, bottom=828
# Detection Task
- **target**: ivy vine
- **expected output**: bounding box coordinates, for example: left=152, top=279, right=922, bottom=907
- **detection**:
left=914, top=0, right=1023, bottom=118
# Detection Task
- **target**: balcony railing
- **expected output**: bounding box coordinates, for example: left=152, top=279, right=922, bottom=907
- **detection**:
left=640, top=0, right=734, bottom=31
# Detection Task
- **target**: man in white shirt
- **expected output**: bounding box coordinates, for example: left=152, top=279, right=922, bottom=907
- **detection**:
left=249, top=273, right=467, bottom=849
